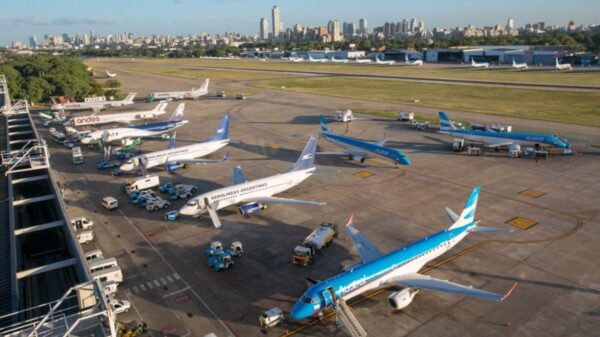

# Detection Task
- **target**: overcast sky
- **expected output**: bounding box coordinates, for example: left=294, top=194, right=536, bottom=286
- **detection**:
left=2, top=0, right=598, bottom=45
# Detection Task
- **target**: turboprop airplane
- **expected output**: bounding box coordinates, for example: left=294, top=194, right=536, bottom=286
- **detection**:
left=318, top=116, right=411, bottom=167
left=119, top=113, right=230, bottom=173
left=555, top=58, right=572, bottom=70
left=106, top=70, right=117, bottom=78
left=375, top=57, right=395, bottom=65
left=471, top=59, right=490, bottom=68
left=80, top=103, right=188, bottom=145
left=179, top=135, right=325, bottom=228
left=405, top=55, right=423, bottom=66
left=290, top=187, right=517, bottom=320
left=65, top=102, right=169, bottom=127
left=438, top=112, right=569, bottom=148
left=512, top=59, right=528, bottom=69
left=51, top=93, right=136, bottom=112
left=148, top=79, right=210, bottom=101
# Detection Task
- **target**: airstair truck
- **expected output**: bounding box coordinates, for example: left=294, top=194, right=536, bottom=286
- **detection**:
left=292, top=223, right=338, bottom=266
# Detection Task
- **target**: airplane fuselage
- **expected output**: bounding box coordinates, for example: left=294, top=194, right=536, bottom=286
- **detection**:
left=322, top=132, right=411, bottom=165
left=152, top=90, right=206, bottom=100
left=68, top=110, right=165, bottom=126
left=52, top=100, right=133, bottom=111
left=123, top=139, right=228, bottom=171
left=442, top=129, right=567, bottom=148
left=180, top=168, right=315, bottom=216
left=291, top=224, right=471, bottom=319
left=81, top=120, right=187, bottom=144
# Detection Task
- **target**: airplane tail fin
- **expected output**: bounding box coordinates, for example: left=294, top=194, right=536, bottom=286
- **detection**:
left=438, top=112, right=457, bottom=131
left=286, top=135, right=318, bottom=172
left=168, top=132, right=177, bottom=149
left=123, top=93, right=136, bottom=103
left=153, top=102, right=168, bottom=112
left=199, top=79, right=209, bottom=92
left=448, top=186, right=480, bottom=229
left=319, top=115, right=330, bottom=132
left=207, top=113, right=230, bottom=142
left=168, top=103, right=185, bottom=121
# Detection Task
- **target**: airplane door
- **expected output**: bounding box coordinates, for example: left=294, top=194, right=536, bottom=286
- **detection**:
left=321, top=287, right=334, bottom=307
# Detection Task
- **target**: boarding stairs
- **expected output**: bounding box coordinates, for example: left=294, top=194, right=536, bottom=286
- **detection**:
left=335, top=298, right=367, bottom=337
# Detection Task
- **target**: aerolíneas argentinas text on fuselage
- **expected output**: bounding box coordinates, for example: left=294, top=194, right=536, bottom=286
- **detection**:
left=291, top=187, right=517, bottom=320
left=148, top=79, right=210, bottom=101
left=318, top=116, right=411, bottom=167
left=179, top=135, right=325, bottom=228
left=120, top=113, right=230, bottom=173
left=51, top=93, right=136, bottom=112
left=438, top=112, right=569, bottom=148
left=80, top=103, right=188, bottom=144
left=65, top=102, right=169, bottom=127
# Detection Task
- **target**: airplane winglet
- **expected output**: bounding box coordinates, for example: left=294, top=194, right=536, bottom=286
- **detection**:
left=501, top=282, right=518, bottom=301
left=346, top=213, right=355, bottom=228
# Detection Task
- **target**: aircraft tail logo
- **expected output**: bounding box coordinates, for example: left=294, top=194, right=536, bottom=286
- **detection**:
left=438, top=112, right=457, bottom=131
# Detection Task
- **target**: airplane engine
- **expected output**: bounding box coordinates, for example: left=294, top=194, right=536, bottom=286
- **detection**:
left=349, top=154, right=365, bottom=163
left=166, top=162, right=187, bottom=173
left=239, top=202, right=266, bottom=217
left=388, top=288, right=419, bottom=310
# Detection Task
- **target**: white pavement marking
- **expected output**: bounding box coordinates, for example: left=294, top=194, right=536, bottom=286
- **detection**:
left=166, top=275, right=174, bottom=282
left=154, top=280, right=161, bottom=287
left=162, top=286, right=191, bottom=298
left=132, top=285, right=140, bottom=294
left=115, top=208, right=236, bottom=337
left=146, top=282, right=154, bottom=289
left=160, top=277, right=168, bottom=285
left=139, top=284, right=147, bottom=291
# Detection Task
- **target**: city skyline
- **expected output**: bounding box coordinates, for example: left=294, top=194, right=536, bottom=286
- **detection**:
left=2, top=0, right=599, bottom=45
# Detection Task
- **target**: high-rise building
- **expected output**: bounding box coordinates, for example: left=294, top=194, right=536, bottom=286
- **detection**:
left=359, top=19, right=368, bottom=35
left=260, top=18, right=269, bottom=40
left=410, top=18, right=416, bottom=32
left=332, top=20, right=341, bottom=42
left=419, top=20, right=425, bottom=32
left=567, top=21, right=576, bottom=31
left=29, top=35, right=37, bottom=48
left=401, top=19, right=409, bottom=33
left=507, top=17, right=514, bottom=30
left=272, top=5, right=281, bottom=39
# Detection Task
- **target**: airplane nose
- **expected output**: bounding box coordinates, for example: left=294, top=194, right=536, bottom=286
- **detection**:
left=290, top=301, right=318, bottom=320
left=398, top=156, right=411, bottom=166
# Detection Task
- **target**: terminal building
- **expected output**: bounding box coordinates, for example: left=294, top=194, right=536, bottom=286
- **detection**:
left=423, top=45, right=578, bottom=65
left=0, top=75, right=117, bottom=337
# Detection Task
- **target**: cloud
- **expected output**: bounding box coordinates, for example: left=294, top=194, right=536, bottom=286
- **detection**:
left=6, top=16, right=115, bottom=27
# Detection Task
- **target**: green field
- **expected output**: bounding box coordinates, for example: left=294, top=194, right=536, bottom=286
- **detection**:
left=87, top=58, right=600, bottom=87
left=248, top=78, right=600, bottom=127
left=86, top=59, right=292, bottom=82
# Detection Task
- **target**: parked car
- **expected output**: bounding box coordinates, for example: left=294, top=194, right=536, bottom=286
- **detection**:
left=97, top=160, right=121, bottom=170
left=236, top=93, right=247, bottom=100
left=216, top=91, right=226, bottom=98
left=101, top=196, right=119, bottom=210
left=108, top=298, right=131, bottom=315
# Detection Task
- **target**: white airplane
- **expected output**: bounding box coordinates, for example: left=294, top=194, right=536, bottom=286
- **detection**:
left=354, top=58, right=372, bottom=64
left=179, top=135, right=325, bottom=228
left=471, top=59, right=490, bottom=68
left=80, top=103, right=188, bottom=145
left=289, top=56, right=305, bottom=62
left=290, top=187, right=517, bottom=321
left=65, top=102, right=169, bottom=127
left=555, top=58, right=572, bottom=70
left=51, top=93, right=136, bottom=112
left=405, top=55, right=423, bottom=66
left=119, top=113, right=230, bottom=173
left=375, top=57, right=395, bottom=65
left=308, top=55, right=328, bottom=63
left=148, top=79, right=210, bottom=101
left=512, top=59, right=528, bottom=70
left=105, top=70, right=117, bottom=78
left=329, top=57, right=349, bottom=63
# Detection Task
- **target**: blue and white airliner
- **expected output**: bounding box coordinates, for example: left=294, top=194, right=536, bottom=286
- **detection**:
left=438, top=112, right=569, bottom=148
left=80, top=103, right=189, bottom=144
left=318, top=116, right=411, bottom=167
left=119, top=113, right=230, bottom=173
left=291, top=187, right=517, bottom=320
left=180, top=135, right=325, bottom=228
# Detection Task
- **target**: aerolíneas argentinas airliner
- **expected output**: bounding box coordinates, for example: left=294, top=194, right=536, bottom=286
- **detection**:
left=438, top=112, right=569, bottom=148
left=119, top=113, right=230, bottom=173
left=80, top=103, right=188, bottom=144
left=148, top=79, right=210, bottom=100
left=471, top=59, right=490, bottom=68
left=318, top=116, right=411, bottom=167
left=65, top=102, right=169, bottom=127
left=290, top=187, right=517, bottom=320
left=179, top=135, right=325, bottom=228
